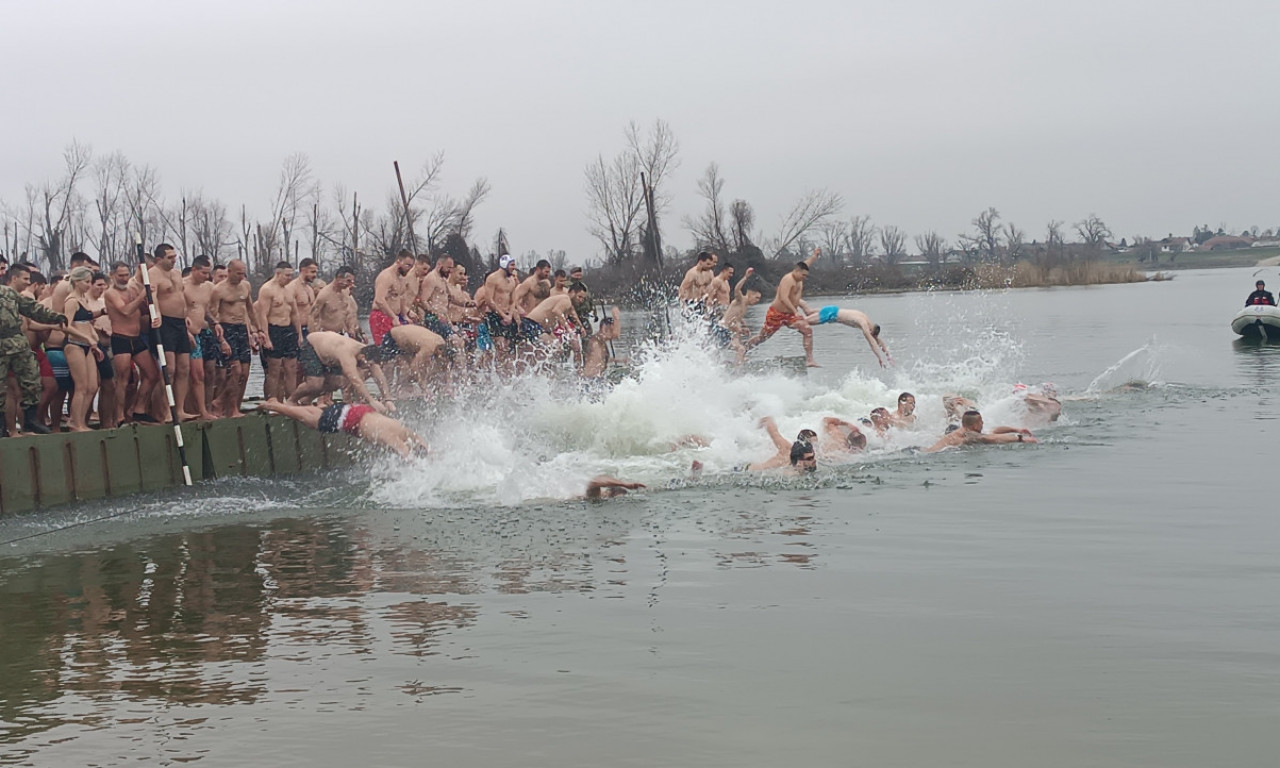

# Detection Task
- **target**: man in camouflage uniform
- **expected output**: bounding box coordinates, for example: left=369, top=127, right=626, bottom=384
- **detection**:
left=1, top=264, right=66, bottom=436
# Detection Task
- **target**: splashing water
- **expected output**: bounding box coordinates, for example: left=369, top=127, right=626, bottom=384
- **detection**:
left=364, top=306, right=1054, bottom=508
left=1086, top=337, right=1165, bottom=393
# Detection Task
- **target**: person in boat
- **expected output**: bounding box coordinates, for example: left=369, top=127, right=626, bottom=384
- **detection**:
left=802, top=306, right=894, bottom=368
left=258, top=400, right=429, bottom=458
left=1246, top=280, right=1275, bottom=307
left=925, top=410, right=1037, bottom=452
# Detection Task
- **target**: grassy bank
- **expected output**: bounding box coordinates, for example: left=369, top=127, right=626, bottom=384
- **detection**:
left=1104, top=246, right=1280, bottom=271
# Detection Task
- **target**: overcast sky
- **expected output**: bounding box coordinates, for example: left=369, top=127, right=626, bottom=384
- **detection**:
left=4, top=0, right=1278, bottom=262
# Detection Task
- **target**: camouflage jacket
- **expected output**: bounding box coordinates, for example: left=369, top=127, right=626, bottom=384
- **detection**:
left=0, top=285, right=65, bottom=355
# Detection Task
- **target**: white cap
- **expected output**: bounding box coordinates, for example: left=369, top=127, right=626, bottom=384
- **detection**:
left=499, top=254, right=515, bottom=269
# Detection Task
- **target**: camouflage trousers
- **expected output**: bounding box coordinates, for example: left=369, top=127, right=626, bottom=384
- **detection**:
left=0, top=348, right=42, bottom=411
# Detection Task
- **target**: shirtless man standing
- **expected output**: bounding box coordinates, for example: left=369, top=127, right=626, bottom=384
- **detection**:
left=705, top=263, right=735, bottom=311
left=257, top=261, right=301, bottom=402
left=512, top=259, right=552, bottom=317
left=210, top=259, right=259, bottom=417
left=150, top=243, right=195, bottom=420
left=483, top=255, right=521, bottom=357
left=417, top=255, right=465, bottom=353
left=802, top=306, right=893, bottom=368
left=678, top=251, right=718, bottom=304
left=549, top=269, right=569, bottom=297
left=105, top=261, right=160, bottom=424
left=290, top=258, right=320, bottom=338
left=745, top=248, right=821, bottom=367
left=182, top=255, right=224, bottom=420
left=925, top=410, right=1037, bottom=452
left=370, top=251, right=415, bottom=345
left=290, top=330, right=391, bottom=412
left=715, top=267, right=759, bottom=360
left=310, top=266, right=356, bottom=334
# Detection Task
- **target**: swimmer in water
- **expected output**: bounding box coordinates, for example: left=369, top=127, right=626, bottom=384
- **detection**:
left=943, top=394, right=977, bottom=425
left=584, top=476, right=646, bottom=500
left=736, top=417, right=818, bottom=473
left=925, top=410, right=1037, bottom=453
left=820, top=417, right=867, bottom=454
left=1019, top=383, right=1062, bottom=424
left=891, top=392, right=916, bottom=426
left=802, top=306, right=893, bottom=368
left=258, top=400, right=430, bottom=458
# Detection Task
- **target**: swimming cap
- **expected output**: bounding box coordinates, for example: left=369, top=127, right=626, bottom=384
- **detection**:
left=499, top=254, right=515, bottom=269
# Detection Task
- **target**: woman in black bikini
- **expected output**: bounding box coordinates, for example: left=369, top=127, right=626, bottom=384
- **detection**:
left=62, top=267, right=104, bottom=432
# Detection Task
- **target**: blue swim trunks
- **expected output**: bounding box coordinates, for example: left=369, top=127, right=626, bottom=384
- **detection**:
left=818, top=306, right=839, bottom=324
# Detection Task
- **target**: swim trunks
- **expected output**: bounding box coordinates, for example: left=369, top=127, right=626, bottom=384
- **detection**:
left=317, top=403, right=346, bottom=434
left=266, top=325, right=300, bottom=359
left=34, top=347, right=53, bottom=379
left=45, top=348, right=72, bottom=392
left=96, top=344, right=114, bottom=380
left=369, top=310, right=395, bottom=345
left=519, top=317, right=545, bottom=342
left=817, top=305, right=839, bottom=325
left=299, top=340, right=342, bottom=379
left=380, top=331, right=404, bottom=360
left=762, top=306, right=800, bottom=336
left=476, top=320, right=493, bottom=351
left=340, top=404, right=375, bottom=436
left=110, top=333, right=149, bottom=357
left=221, top=322, right=252, bottom=365
left=486, top=310, right=518, bottom=340
left=158, top=315, right=192, bottom=355
left=421, top=312, right=453, bottom=339
left=195, top=328, right=222, bottom=364
left=711, top=324, right=733, bottom=348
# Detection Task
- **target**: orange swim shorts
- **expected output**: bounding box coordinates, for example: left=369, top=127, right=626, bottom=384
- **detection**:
left=762, top=306, right=800, bottom=336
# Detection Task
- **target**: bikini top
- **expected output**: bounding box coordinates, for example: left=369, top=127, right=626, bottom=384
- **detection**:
left=73, top=304, right=95, bottom=323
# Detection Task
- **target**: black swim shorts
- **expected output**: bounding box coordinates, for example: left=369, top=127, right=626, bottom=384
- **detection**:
left=266, top=325, right=300, bottom=359
left=221, top=322, right=252, bottom=365
left=299, top=340, right=342, bottom=379
left=317, top=403, right=345, bottom=434
left=422, top=312, right=453, bottom=339
left=158, top=315, right=192, bottom=355
left=486, top=311, right=518, bottom=340
left=110, top=333, right=148, bottom=357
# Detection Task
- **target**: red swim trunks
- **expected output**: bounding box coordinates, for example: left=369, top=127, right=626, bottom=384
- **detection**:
left=35, top=348, right=54, bottom=379
left=762, top=306, right=800, bottom=336
left=340, top=404, right=376, bottom=436
left=369, top=310, right=395, bottom=345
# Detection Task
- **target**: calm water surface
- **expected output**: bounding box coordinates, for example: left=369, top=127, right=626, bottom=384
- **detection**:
left=1, top=267, right=1277, bottom=767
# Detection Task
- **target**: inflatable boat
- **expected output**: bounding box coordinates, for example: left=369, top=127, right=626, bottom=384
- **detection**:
left=1231, top=305, right=1280, bottom=339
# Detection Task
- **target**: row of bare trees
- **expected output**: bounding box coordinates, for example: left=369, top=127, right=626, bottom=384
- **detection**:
left=0, top=143, right=494, bottom=281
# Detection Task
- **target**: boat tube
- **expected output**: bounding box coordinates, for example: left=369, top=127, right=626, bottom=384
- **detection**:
left=1231, top=304, right=1280, bottom=339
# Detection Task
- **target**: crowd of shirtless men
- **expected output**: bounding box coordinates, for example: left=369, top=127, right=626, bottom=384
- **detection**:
left=2, top=246, right=1060, bottom=472
left=0, top=246, right=625, bottom=445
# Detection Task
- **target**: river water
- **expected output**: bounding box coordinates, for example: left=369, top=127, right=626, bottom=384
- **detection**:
left=1, top=267, right=1276, bottom=767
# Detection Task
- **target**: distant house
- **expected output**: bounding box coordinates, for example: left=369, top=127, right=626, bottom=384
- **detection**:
left=1251, top=238, right=1280, bottom=248
left=1199, top=235, right=1253, bottom=251
left=1158, top=236, right=1191, bottom=254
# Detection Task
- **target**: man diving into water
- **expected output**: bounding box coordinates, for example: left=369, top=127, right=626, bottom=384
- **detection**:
left=803, top=306, right=894, bottom=368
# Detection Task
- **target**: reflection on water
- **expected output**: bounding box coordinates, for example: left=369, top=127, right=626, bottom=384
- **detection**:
left=0, top=498, right=821, bottom=761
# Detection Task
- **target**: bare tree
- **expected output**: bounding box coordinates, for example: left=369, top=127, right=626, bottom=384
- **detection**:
left=729, top=199, right=755, bottom=252
left=189, top=193, right=235, bottom=262
left=768, top=189, right=844, bottom=259
left=92, top=150, right=131, bottom=264
left=879, top=225, right=908, bottom=265
left=1043, top=220, right=1066, bottom=267
left=819, top=219, right=848, bottom=263
left=124, top=164, right=168, bottom=252
left=1004, top=223, right=1026, bottom=262
left=960, top=206, right=1002, bottom=263
left=30, top=141, right=92, bottom=270
left=915, top=230, right=947, bottom=269
left=1074, top=213, right=1112, bottom=257
left=845, top=215, right=877, bottom=265
left=684, top=162, right=730, bottom=255
left=584, top=151, right=644, bottom=266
